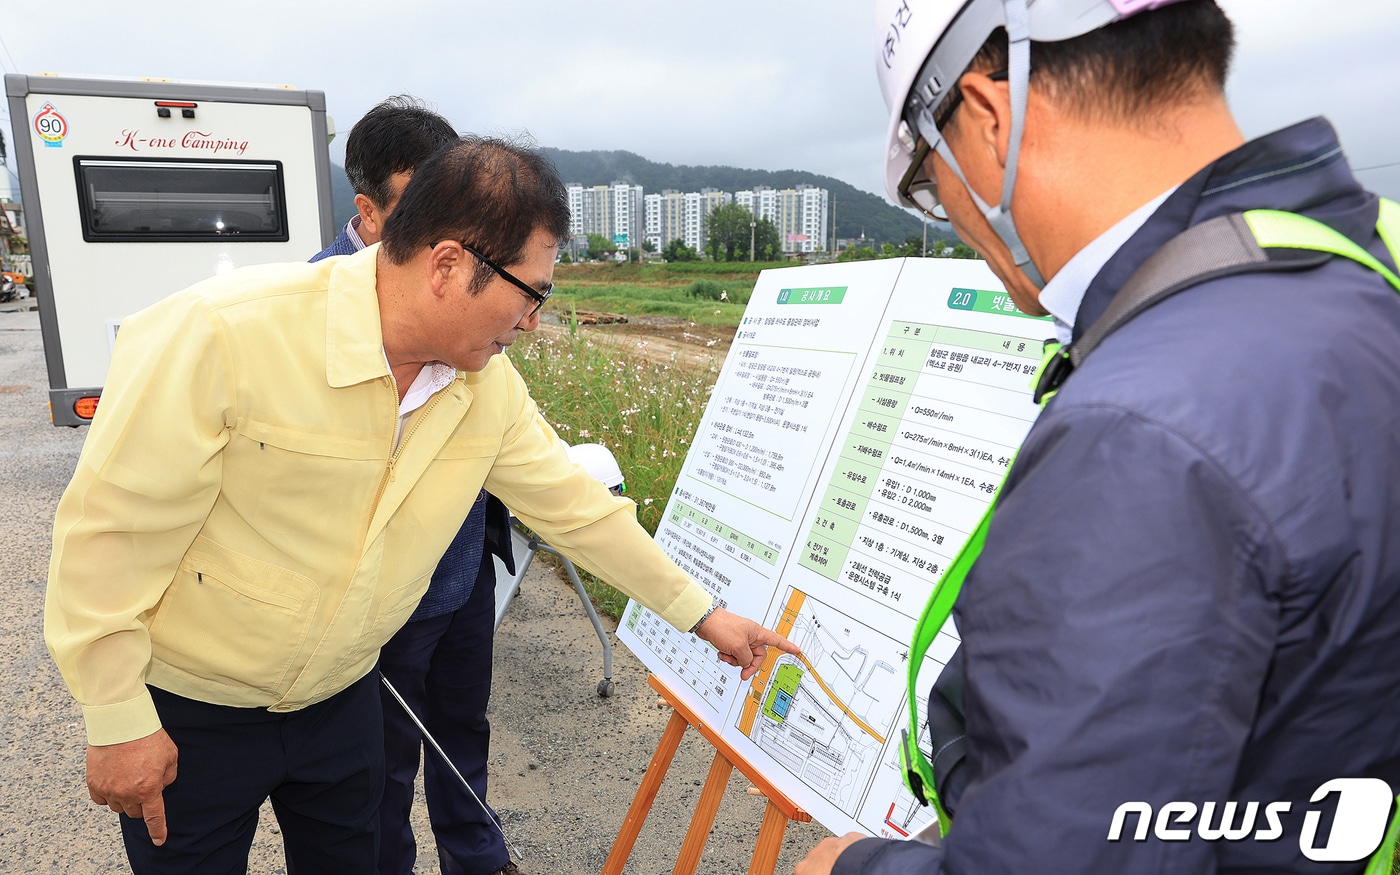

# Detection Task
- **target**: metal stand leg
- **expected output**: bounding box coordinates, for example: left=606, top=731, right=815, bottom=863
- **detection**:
left=380, top=674, right=522, bottom=861
left=530, top=537, right=615, bottom=697
left=494, top=521, right=615, bottom=697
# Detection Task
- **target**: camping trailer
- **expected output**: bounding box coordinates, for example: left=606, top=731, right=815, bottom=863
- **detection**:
left=5, top=73, right=335, bottom=426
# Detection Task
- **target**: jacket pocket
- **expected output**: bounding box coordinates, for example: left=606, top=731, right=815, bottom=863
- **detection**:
left=235, top=417, right=384, bottom=460
left=365, top=571, right=433, bottom=648
left=225, top=418, right=386, bottom=541
left=148, top=538, right=320, bottom=696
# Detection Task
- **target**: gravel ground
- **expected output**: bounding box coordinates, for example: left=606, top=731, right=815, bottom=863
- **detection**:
left=0, top=308, right=829, bottom=873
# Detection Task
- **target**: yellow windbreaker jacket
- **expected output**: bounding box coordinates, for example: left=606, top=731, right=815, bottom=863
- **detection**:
left=46, top=245, right=710, bottom=746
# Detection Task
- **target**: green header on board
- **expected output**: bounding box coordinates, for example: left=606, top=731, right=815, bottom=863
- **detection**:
left=778, top=287, right=848, bottom=305
left=947, top=287, right=1048, bottom=320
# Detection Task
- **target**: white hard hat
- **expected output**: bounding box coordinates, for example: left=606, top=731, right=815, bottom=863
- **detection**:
left=875, top=0, right=1188, bottom=286
left=566, top=442, right=626, bottom=492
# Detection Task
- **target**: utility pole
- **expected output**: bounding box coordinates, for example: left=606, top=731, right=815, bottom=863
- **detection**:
left=922, top=217, right=928, bottom=257
left=830, top=198, right=836, bottom=255
left=749, top=218, right=756, bottom=262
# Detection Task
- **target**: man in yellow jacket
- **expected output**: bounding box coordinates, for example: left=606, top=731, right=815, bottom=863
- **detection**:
left=46, top=136, right=796, bottom=874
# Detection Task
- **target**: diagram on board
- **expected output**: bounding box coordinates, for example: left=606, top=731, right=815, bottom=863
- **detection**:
left=615, top=257, right=1051, bottom=838
left=857, top=681, right=944, bottom=840
left=736, top=587, right=908, bottom=816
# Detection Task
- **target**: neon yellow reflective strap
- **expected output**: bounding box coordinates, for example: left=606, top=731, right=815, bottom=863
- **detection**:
left=1375, top=198, right=1400, bottom=266
left=901, top=459, right=1013, bottom=837
left=1361, top=794, right=1400, bottom=875
left=1356, top=205, right=1400, bottom=875
left=1250, top=200, right=1400, bottom=875
left=1243, top=205, right=1400, bottom=294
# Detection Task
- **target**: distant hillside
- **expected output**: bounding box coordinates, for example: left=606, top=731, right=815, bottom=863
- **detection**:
left=543, top=147, right=936, bottom=247
left=331, top=162, right=355, bottom=230
left=331, top=153, right=954, bottom=248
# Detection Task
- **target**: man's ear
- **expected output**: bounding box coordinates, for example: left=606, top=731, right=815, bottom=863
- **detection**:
left=956, top=71, right=1014, bottom=169
left=427, top=241, right=465, bottom=299
left=355, top=193, right=385, bottom=236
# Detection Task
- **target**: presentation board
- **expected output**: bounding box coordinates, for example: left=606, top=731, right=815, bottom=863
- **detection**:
left=616, top=257, right=1051, bottom=839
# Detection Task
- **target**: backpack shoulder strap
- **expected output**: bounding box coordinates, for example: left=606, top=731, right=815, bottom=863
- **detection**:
left=1071, top=213, right=1332, bottom=368
left=1033, top=199, right=1400, bottom=404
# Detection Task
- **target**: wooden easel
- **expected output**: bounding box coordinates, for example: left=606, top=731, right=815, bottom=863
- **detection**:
left=601, top=674, right=811, bottom=875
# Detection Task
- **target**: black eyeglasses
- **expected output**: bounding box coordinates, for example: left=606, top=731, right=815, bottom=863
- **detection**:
left=898, top=137, right=945, bottom=222
left=461, top=244, right=552, bottom=317
left=899, top=69, right=1010, bottom=221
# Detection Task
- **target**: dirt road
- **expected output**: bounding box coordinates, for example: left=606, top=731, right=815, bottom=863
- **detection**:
left=534, top=313, right=734, bottom=371
left=0, top=309, right=827, bottom=873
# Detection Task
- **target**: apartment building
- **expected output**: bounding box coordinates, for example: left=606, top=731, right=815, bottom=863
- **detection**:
left=795, top=184, right=829, bottom=254
left=610, top=182, right=645, bottom=248
left=771, top=184, right=829, bottom=254
left=643, top=190, right=686, bottom=252
left=565, top=181, right=644, bottom=247
left=681, top=188, right=731, bottom=253
left=734, top=185, right=779, bottom=224
left=579, top=179, right=829, bottom=259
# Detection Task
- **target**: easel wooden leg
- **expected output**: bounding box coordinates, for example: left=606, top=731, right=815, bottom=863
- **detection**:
left=672, top=750, right=735, bottom=875
left=747, top=799, right=791, bottom=875
left=603, top=677, right=811, bottom=875
left=601, top=709, right=689, bottom=875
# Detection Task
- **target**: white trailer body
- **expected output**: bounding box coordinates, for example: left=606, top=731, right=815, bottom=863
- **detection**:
left=5, top=74, right=334, bottom=426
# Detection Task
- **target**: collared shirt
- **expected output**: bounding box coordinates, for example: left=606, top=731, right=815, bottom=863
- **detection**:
left=348, top=218, right=493, bottom=622
left=349, top=216, right=455, bottom=446
left=392, top=358, right=457, bottom=451
left=1037, top=187, right=1178, bottom=344
left=343, top=214, right=367, bottom=251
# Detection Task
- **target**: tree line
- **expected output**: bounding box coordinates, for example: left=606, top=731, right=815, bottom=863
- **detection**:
left=837, top=234, right=979, bottom=262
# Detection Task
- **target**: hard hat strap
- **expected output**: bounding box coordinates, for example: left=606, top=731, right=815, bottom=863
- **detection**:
left=927, top=131, right=1045, bottom=289
left=919, top=0, right=1045, bottom=289
left=1001, top=0, right=1031, bottom=214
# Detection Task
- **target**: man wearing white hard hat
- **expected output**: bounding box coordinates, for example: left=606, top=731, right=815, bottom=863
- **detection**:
left=799, top=1, right=1400, bottom=872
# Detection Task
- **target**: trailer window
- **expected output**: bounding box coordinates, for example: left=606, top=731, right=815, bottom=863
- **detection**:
left=74, top=157, right=289, bottom=242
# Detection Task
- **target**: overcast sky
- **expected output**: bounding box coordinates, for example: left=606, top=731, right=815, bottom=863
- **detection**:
left=3, top=0, right=1397, bottom=204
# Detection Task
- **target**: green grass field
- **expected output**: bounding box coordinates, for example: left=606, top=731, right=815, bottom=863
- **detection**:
left=550, top=261, right=787, bottom=326
left=507, top=327, right=721, bottom=616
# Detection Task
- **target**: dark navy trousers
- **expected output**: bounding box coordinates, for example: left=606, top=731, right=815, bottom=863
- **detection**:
left=377, top=555, right=506, bottom=875
left=121, top=672, right=384, bottom=875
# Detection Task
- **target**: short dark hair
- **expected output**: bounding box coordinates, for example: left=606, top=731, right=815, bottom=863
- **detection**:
left=344, top=96, right=458, bottom=209
left=380, top=136, right=571, bottom=293
left=947, top=1, right=1234, bottom=127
